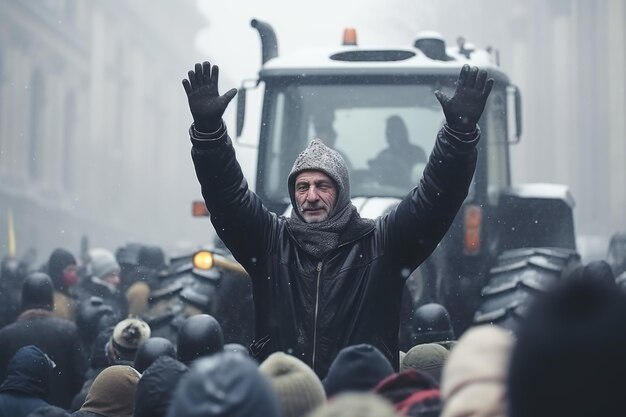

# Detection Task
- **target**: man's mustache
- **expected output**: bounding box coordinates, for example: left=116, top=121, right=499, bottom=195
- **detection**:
left=299, top=203, right=328, bottom=212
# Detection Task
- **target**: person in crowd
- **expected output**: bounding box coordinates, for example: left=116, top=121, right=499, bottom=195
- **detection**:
left=125, top=245, right=168, bottom=317
left=508, top=272, right=626, bottom=417
left=322, top=344, right=394, bottom=398
left=440, top=325, right=513, bottom=417
left=374, top=370, right=441, bottom=416
left=75, top=297, right=119, bottom=352
left=0, top=255, right=25, bottom=328
left=133, top=356, right=188, bottom=417
left=368, top=115, right=427, bottom=188
left=70, top=327, right=114, bottom=412
left=182, top=61, right=492, bottom=377
left=176, top=314, right=224, bottom=366
left=72, top=365, right=140, bottom=417
left=26, top=405, right=71, bottom=417
left=259, top=352, right=326, bottom=417
left=410, top=303, right=456, bottom=350
left=0, top=346, right=54, bottom=417
left=400, top=343, right=449, bottom=384
left=223, top=343, right=249, bottom=356
left=309, top=393, right=399, bottom=417
left=606, top=231, right=626, bottom=277
left=166, top=351, right=283, bottom=417
left=104, top=318, right=151, bottom=366
left=0, top=273, right=87, bottom=409
left=133, top=337, right=176, bottom=373
left=47, top=248, right=79, bottom=320
left=114, top=243, right=143, bottom=294
left=79, top=248, right=125, bottom=315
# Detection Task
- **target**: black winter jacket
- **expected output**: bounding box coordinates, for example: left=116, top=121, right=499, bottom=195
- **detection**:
left=190, top=123, right=478, bottom=378
left=0, top=310, right=87, bottom=409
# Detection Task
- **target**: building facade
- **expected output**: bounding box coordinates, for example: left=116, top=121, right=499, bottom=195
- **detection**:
left=0, top=0, right=208, bottom=262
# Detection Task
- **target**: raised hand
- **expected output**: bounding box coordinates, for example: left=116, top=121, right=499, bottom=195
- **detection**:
left=182, top=61, right=237, bottom=133
left=435, top=64, right=494, bottom=133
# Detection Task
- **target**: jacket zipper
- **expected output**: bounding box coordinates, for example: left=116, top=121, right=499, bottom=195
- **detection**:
left=312, top=261, right=323, bottom=371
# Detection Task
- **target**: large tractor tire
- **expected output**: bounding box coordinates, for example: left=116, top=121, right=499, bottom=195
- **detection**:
left=473, top=247, right=580, bottom=333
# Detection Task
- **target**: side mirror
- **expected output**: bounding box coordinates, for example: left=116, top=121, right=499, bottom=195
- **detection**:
left=236, top=78, right=261, bottom=138
left=236, top=87, right=246, bottom=137
left=506, top=85, right=522, bottom=144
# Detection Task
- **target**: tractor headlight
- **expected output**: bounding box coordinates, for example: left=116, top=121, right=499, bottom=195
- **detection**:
left=193, top=250, right=214, bottom=270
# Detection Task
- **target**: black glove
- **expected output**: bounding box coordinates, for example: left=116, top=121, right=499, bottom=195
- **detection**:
left=435, top=64, right=494, bottom=133
left=182, top=61, right=237, bottom=133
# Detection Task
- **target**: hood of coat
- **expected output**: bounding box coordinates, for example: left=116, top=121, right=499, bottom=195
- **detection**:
left=0, top=345, right=53, bottom=398
left=80, top=365, right=140, bottom=417
left=166, top=351, right=283, bottom=417
left=134, top=356, right=188, bottom=417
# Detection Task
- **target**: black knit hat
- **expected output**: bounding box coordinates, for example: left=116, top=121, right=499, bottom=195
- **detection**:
left=322, top=344, right=394, bottom=398
left=508, top=277, right=626, bottom=417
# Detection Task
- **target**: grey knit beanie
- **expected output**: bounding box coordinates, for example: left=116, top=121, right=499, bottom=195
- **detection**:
left=259, top=352, right=326, bottom=417
left=88, top=248, right=121, bottom=280
left=400, top=343, right=450, bottom=383
left=309, top=393, right=398, bottom=417
left=287, top=139, right=351, bottom=220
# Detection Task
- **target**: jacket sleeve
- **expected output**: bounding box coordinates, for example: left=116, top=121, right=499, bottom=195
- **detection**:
left=383, top=125, right=479, bottom=269
left=190, top=123, right=278, bottom=271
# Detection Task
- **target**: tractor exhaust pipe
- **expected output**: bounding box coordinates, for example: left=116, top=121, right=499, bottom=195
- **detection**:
left=251, top=19, right=278, bottom=65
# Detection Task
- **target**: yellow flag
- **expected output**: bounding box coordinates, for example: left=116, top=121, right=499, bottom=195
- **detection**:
left=8, top=208, right=16, bottom=257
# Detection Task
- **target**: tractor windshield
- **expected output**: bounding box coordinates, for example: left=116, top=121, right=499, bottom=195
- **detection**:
left=258, top=76, right=460, bottom=206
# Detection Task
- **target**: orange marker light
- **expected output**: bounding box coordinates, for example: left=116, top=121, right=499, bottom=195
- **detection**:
left=192, top=201, right=210, bottom=217
left=463, top=205, right=482, bottom=255
left=342, top=28, right=358, bottom=46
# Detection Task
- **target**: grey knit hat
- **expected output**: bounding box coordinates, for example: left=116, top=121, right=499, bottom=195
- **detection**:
left=288, top=139, right=351, bottom=220
left=309, top=393, right=399, bottom=417
left=88, top=248, right=121, bottom=280
left=400, top=343, right=450, bottom=383
left=259, top=352, right=326, bottom=417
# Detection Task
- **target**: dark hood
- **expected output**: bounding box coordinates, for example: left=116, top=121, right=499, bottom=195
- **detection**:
left=0, top=345, right=53, bottom=398
left=166, top=351, right=283, bottom=417
left=134, top=356, right=188, bottom=417
left=47, top=249, right=76, bottom=292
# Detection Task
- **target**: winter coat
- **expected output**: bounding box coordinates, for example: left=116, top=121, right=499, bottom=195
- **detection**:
left=134, top=356, right=188, bottom=417
left=53, top=291, right=77, bottom=321
left=0, top=309, right=88, bottom=409
left=190, top=123, right=478, bottom=378
left=76, top=280, right=126, bottom=319
left=0, top=346, right=52, bottom=417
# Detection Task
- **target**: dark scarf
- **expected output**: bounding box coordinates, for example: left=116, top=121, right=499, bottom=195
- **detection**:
left=286, top=139, right=374, bottom=259
left=287, top=204, right=367, bottom=259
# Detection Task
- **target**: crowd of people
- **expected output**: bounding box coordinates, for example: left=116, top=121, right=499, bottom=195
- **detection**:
left=0, top=245, right=625, bottom=417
